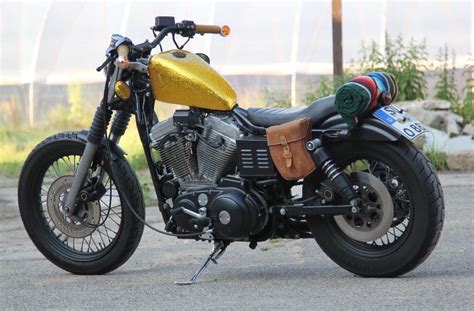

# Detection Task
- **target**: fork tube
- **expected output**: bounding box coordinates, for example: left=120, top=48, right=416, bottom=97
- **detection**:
left=96, top=111, right=132, bottom=184
left=64, top=106, right=112, bottom=216
left=109, top=111, right=132, bottom=144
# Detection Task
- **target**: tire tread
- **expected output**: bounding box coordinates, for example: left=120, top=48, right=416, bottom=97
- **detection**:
left=306, top=139, right=445, bottom=277
left=18, top=131, right=145, bottom=275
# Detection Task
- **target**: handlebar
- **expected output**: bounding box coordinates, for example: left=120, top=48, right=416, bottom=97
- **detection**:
left=150, top=22, right=230, bottom=49
left=104, top=21, right=230, bottom=67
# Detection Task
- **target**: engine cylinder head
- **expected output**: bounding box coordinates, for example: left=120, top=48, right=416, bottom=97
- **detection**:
left=159, top=134, right=197, bottom=181
left=149, top=113, right=242, bottom=189
left=197, top=131, right=236, bottom=183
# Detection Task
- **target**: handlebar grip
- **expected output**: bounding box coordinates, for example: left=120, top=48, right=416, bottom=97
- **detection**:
left=195, top=24, right=230, bottom=37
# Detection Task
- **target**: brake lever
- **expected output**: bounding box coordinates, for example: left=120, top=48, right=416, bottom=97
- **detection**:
left=96, top=54, right=115, bottom=72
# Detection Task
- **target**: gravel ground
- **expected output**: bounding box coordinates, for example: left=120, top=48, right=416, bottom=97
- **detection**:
left=0, top=172, right=473, bottom=310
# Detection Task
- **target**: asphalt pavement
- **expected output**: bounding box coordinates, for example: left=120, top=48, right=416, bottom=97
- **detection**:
left=0, top=172, right=473, bottom=310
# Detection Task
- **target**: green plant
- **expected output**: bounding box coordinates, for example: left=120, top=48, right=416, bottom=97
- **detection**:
left=303, top=69, right=355, bottom=106
left=48, top=84, right=94, bottom=129
left=0, top=127, right=56, bottom=176
left=0, top=96, right=22, bottom=127
left=0, top=122, right=149, bottom=177
left=263, top=88, right=291, bottom=108
left=358, top=34, right=428, bottom=101
left=334, top=66, right=356, bottom=90
left=359, top=41, right=384, bottom=72
left=397, top=37, right=428, bottom=100
left=384, top=33, right=398, bottom=74
left=304, top=76, right=333, bottom=104
left=425, top=148, right=448, bottom=170
left=135, top=170, right=156, bottom=206
left=452, top=55, right=474, bottom=124
left=434, top=45, right=459, bottom=105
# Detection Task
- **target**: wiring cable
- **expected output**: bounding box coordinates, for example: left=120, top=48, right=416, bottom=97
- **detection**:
left=97, top=60, right=210, bottom=238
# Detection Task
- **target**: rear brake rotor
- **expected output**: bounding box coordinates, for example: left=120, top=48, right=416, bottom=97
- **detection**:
left=333, top=172, right=393, bottom=242
left=47, top=176, right=100, bottom=238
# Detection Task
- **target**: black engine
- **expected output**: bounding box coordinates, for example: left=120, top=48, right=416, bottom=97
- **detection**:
left=149, top=110, right=275, bottom=241
left=171, top=177, right=268, bottom=240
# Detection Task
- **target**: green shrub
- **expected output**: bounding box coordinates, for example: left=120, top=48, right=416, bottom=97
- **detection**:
left=0, top=96, right=22, bottom=127
left=359, top=41, right=384, bottom=72
left=304, top=34, right=429, bottom=105
left=48, top=84, right=95, bottom=130
left=453, top=55, right=474, bottom=124
left=304, top=77, right=333, bottom=104
left=358, top=34, right=428, bottom=101
left=304, top=69, right=355, bottom=105
left=434, top=45, right=459, bottom=105
left=263, top=88, right=291, bottom=108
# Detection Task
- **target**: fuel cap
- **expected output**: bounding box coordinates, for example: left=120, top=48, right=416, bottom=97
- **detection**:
left=172, top=51, right=186, bottom=58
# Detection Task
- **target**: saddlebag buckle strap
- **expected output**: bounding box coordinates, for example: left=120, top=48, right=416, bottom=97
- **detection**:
left=280, top=135, right=293, bottom=168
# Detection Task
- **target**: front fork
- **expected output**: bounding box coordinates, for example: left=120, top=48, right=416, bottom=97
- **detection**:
left=64, top=108, right=131, bottom=217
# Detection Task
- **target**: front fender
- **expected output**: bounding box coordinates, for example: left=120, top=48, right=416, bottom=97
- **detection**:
left=319, top=115, right=401, bottom=142
left=77, top=130, right=127, bottom=160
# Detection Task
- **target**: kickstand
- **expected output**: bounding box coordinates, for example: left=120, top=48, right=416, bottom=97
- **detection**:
left=175, top=241, right=227, bottom=285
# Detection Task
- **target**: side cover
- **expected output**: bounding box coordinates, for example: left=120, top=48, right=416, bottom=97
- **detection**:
left=148, top=50, right=237, bottom=111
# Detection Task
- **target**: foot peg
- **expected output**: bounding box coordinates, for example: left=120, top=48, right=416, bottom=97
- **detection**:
left=175, top=241, right=227, bottom=285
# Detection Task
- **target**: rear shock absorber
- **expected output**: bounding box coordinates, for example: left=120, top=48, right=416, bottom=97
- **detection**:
left=306, top=138, right=361, bottom=213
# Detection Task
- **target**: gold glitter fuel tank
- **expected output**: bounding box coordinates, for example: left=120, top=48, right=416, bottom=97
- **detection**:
left=148, top=50, right=237, bottom=111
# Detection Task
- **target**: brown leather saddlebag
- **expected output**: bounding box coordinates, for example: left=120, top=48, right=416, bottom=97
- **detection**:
left=266, top=118, right=316, bottom=180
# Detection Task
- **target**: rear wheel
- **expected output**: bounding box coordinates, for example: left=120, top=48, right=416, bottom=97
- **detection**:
left=18, top=132, right=145, bottom=274
left=304, top=139, right=444, bottom=277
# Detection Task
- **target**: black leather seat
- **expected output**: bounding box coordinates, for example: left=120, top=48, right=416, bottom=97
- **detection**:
left=246, top=95, right=337, bottom=127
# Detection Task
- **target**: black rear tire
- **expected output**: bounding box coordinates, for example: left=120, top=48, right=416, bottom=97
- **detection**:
left=304, top=139, right=444, bottom=277
left=18, top=132, right=145, bottom=274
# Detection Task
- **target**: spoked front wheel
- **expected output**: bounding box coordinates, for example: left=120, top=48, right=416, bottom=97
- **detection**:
left=18, top=132, right=145, bottom=274
left=304, top=139, right=444, bottom=277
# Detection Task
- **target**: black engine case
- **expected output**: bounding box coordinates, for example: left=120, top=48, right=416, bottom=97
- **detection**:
left=172, top=184, right=267, bottom=241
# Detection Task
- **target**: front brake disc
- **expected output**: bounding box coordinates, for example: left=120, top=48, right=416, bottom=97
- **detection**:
left=47, top=176, right=100, bottom=238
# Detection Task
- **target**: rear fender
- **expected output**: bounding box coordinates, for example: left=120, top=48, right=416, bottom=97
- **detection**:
left=318, top=115, right=401, bottom=142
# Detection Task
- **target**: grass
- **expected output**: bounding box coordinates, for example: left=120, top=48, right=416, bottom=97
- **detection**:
left=425, top=148, right=448, bottom=170
left=0, top=127, right=57, bottom=176
left=452, top=101, right=474, bottom=125
left=0, top=123, right=155, bottom=204
left=0, top=120, right=149, bottom=177
left=135, top=169, right=156, bottom=206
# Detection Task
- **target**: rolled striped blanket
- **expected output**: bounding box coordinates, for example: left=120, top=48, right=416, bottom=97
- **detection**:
left=366, top=72, right=398, bottom=105
left=335, top=72, right=398, bottom=129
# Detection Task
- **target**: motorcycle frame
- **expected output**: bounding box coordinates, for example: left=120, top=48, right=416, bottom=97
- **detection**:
left=64, top=21, right=404, bottom=234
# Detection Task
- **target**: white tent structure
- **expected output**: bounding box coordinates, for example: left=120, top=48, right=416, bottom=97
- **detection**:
left=0, top=0, right=472, bottom=125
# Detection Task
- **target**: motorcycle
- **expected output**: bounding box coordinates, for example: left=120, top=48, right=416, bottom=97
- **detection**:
left=18, top=17, right=444, bottom=284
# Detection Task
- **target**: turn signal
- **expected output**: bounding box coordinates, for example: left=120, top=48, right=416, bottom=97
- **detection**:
left=220, top=25, right=231, bottom=37
left=114, top=81, right=131, bottom=100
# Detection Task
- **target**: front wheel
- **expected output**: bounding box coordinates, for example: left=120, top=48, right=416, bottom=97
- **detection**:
left=18, top=132, right=145, bottom=274
left=304, top=139, right=444, bottom=277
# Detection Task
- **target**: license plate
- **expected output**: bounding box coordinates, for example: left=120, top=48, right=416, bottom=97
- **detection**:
left=373, top=105, right=428, bottom=140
